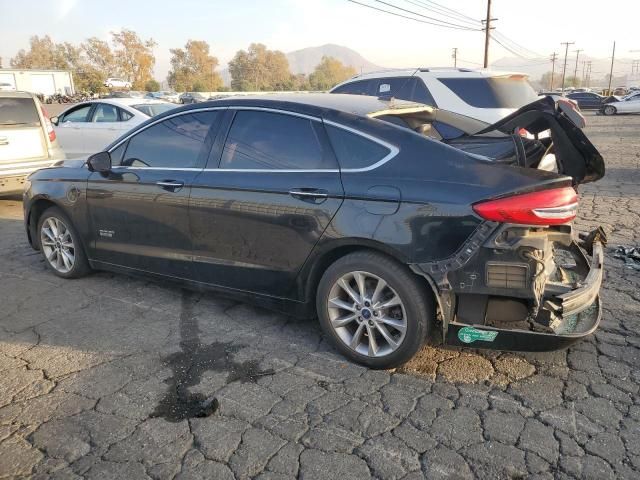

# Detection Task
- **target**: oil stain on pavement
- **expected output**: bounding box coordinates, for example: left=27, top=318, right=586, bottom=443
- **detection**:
left=152, top=289, right=274, bottom=422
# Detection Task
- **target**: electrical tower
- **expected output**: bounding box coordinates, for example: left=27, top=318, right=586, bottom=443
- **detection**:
left=452, top=48, right=458, bottom=68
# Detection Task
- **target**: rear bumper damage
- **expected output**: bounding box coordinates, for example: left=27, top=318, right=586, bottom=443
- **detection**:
left=413, top=225, right=605, bottom=352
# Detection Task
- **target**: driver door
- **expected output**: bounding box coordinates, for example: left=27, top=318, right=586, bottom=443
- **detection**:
left=55, top=103, right=93, bottom=158
left=86, top=109, right=223, bottom=278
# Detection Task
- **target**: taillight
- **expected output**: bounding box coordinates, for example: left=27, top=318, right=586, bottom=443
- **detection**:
left=472, top=187, right=578, bottom=225
left=40, top=105, right=56, bottom=142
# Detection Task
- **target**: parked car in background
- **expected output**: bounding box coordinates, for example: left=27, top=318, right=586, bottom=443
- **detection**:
left=51, top=98, right=176, bottom=158
left=179, top=92, right=208, bottom=104
left=23, top=94, right=605, bottom=368
left=566, top=91, right=606, bottom=110
left=0, top=82, right=16, bottom=92
left=104, top=78, right=131, bottom=89
left=146, top=91, right=180, bottom=103
left=1, top=91, right=64, bottom=195
left=331, top=68, right=539, bottom=124
left=601, top=91, right=640, bottom=115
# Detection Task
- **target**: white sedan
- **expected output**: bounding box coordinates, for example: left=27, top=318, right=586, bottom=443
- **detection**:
left=602, top=92, right=640, bottom=115
left=51, top=99, right=176, bottom=158
left=104, top=78, right=132, bottom=89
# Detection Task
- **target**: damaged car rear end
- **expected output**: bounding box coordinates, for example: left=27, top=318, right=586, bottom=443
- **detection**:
left=410, top=96, right=606, bottom=351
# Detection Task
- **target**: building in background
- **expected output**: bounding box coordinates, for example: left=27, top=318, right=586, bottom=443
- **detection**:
left=0, top=69, right=74, bottom=95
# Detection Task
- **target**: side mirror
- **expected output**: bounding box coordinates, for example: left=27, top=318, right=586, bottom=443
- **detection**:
left=87, top=151, right=112, bottom=173
left=50, top=116, right=59, bottom=126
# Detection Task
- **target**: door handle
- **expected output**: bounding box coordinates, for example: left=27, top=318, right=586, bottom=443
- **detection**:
left=289, top=188, right=329, bottom=202
left=156, top=180, right=184, bottom=192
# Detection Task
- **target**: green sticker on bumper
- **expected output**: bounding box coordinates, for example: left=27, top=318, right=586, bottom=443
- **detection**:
left=458, top=326, right=498, bottom=344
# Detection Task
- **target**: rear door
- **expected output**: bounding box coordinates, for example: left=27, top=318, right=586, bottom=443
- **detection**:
left=189, top=108, right=344, bottom=297
left=55, top=104, right=93, bottom=157
left=0, top=96, right=48, bottom=171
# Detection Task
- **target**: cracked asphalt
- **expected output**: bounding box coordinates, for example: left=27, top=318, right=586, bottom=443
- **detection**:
left=1, top=113, right=639, bottom=479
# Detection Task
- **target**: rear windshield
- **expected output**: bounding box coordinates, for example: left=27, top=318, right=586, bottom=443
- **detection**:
left=438, top=77, right=538, bottom=109
left=0, top=97, right=39, bottom=126
left=132, top=103, right=176, bottom=117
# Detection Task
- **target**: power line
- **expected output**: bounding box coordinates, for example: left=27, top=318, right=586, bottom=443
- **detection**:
left=402, top=0, right=480, bottom=28
left=414, top=0, right=479, bottom=23
left=346, top=0, right=481, bottom=30
left=492, top=30, right=545, bottom=59
left=373, top=0, right=481, bottom=30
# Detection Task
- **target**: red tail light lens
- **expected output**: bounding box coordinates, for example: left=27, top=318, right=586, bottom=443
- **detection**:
left=473, top=187, right=578, bottom=225
left=40, top=105, right=56, bottom=142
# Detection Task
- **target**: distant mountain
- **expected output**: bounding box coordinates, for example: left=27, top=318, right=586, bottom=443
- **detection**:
left=219, top=44, right=382, bottom=86
left=286, top=44, right=381, bottom=75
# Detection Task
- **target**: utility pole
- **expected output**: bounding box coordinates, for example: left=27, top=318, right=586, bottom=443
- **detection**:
left=550, top=52, right=558, bottom=90
left=573, top=49, right=583, bottom=85
left=586, top=61, right=592, bottom=88
left=452, top=48, right=458, bottom=68
left=482, top=0, right=496, bottom=68
left=560, top=41, right=574, bottom=92
left=607, top=41, right=616, bottom=94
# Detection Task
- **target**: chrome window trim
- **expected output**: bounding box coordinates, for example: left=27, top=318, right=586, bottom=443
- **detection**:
left=323, top=120, right=399, bottom=173
left=107, top=105, right=397, bottom=174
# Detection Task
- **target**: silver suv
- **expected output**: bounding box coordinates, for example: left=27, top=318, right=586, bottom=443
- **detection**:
left=0, top=92, right=65, bottom=195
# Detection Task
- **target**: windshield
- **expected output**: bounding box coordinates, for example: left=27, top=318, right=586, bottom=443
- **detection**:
left=438, top=76, right=539, bottom=109
left=0, top=97, right=40, bottom=125
left=132, top=103, right=176, bottom=117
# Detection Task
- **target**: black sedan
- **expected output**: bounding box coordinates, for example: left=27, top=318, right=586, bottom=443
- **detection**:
left=566, top=91, right=606, bottom=110
left=23, top=94, right=605, bottom=368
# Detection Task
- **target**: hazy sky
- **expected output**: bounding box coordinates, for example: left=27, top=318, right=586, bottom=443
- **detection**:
left=1, top=0, right=637, bottom=80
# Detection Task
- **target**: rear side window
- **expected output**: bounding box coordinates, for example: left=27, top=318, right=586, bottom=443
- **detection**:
left=92, top=103, right=120, bottom=123
left=375, top=77, right=436, bottom=106
left=122, top=111, right=218, bottom=168
left=326, top=125, right=390, bottom=170
left=438, top=77, right=538, bottom=108
left=220, top=110, right=335, bottom=170
left=0, top=97, right=39, bottom=125
left=331, top=80, right=373, bottom=96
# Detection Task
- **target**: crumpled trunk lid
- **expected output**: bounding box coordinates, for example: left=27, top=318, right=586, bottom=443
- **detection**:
left=478, top=96, right=605, bottom=185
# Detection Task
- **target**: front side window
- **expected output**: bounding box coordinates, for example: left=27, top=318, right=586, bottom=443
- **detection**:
left=325, top=125, right=390, bottom=170
left=61, top=105, right=92, bottom=123
left=121, top=111, right=219, bottom=168
left=92, top=104, right=120, bottom=123
left=220, top=110, right=335, bottom=170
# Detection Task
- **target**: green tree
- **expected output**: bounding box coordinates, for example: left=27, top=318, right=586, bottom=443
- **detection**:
left=228, top=43, right=291, bottom=91
left=111, top=29, right=156, bottom=90
left=11, top=35, right=72, bottom=69
left=167, top=40, right=222, bottom=92
left=144, top=79, right=160, bottom=92
left=308, top=56, right=357, bottom=91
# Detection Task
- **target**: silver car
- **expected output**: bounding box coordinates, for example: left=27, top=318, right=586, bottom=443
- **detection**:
left=0, top=91, right=65, bottom=195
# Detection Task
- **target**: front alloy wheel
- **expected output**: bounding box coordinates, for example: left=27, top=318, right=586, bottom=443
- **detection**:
left=40, top=216, right=75, bottom=274
left=328, top=271, right=407, bottom=357
left=603, top=105, right=616, bottom=115
left=37, top=207, right=90, bottom=278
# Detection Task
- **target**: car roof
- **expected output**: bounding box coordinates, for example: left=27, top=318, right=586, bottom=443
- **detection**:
left=197, top=93, right=432, bottom=119
left=97, top=98, right=171, bottom=106
left=340, top=67, right=529, bottom=82
left=0, top=91, right=35, bottom=99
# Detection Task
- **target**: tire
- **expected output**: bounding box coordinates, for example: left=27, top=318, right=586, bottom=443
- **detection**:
left=37, top=207, right=91, bottom=279
left=603, top=105, right=617, bottom=116
left=316, top=251, right=433, bottom=369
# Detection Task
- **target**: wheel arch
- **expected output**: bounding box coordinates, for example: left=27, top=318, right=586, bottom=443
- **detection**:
left=27, top=197, right=69, bottom=250
left=301, top=238, right=440, bottom=322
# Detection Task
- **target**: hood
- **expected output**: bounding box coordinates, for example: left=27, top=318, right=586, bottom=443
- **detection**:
left=478, top=96, right=605, bottom=184
left=51, top=158, right=87, bottom=169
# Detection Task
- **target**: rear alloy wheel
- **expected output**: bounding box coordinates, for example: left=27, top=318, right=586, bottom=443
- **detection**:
left=317, top=251, right=432, bottom=368
left=38, top=207, right=90, bottom=278
left=603, top=105, right=617, bottom=116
